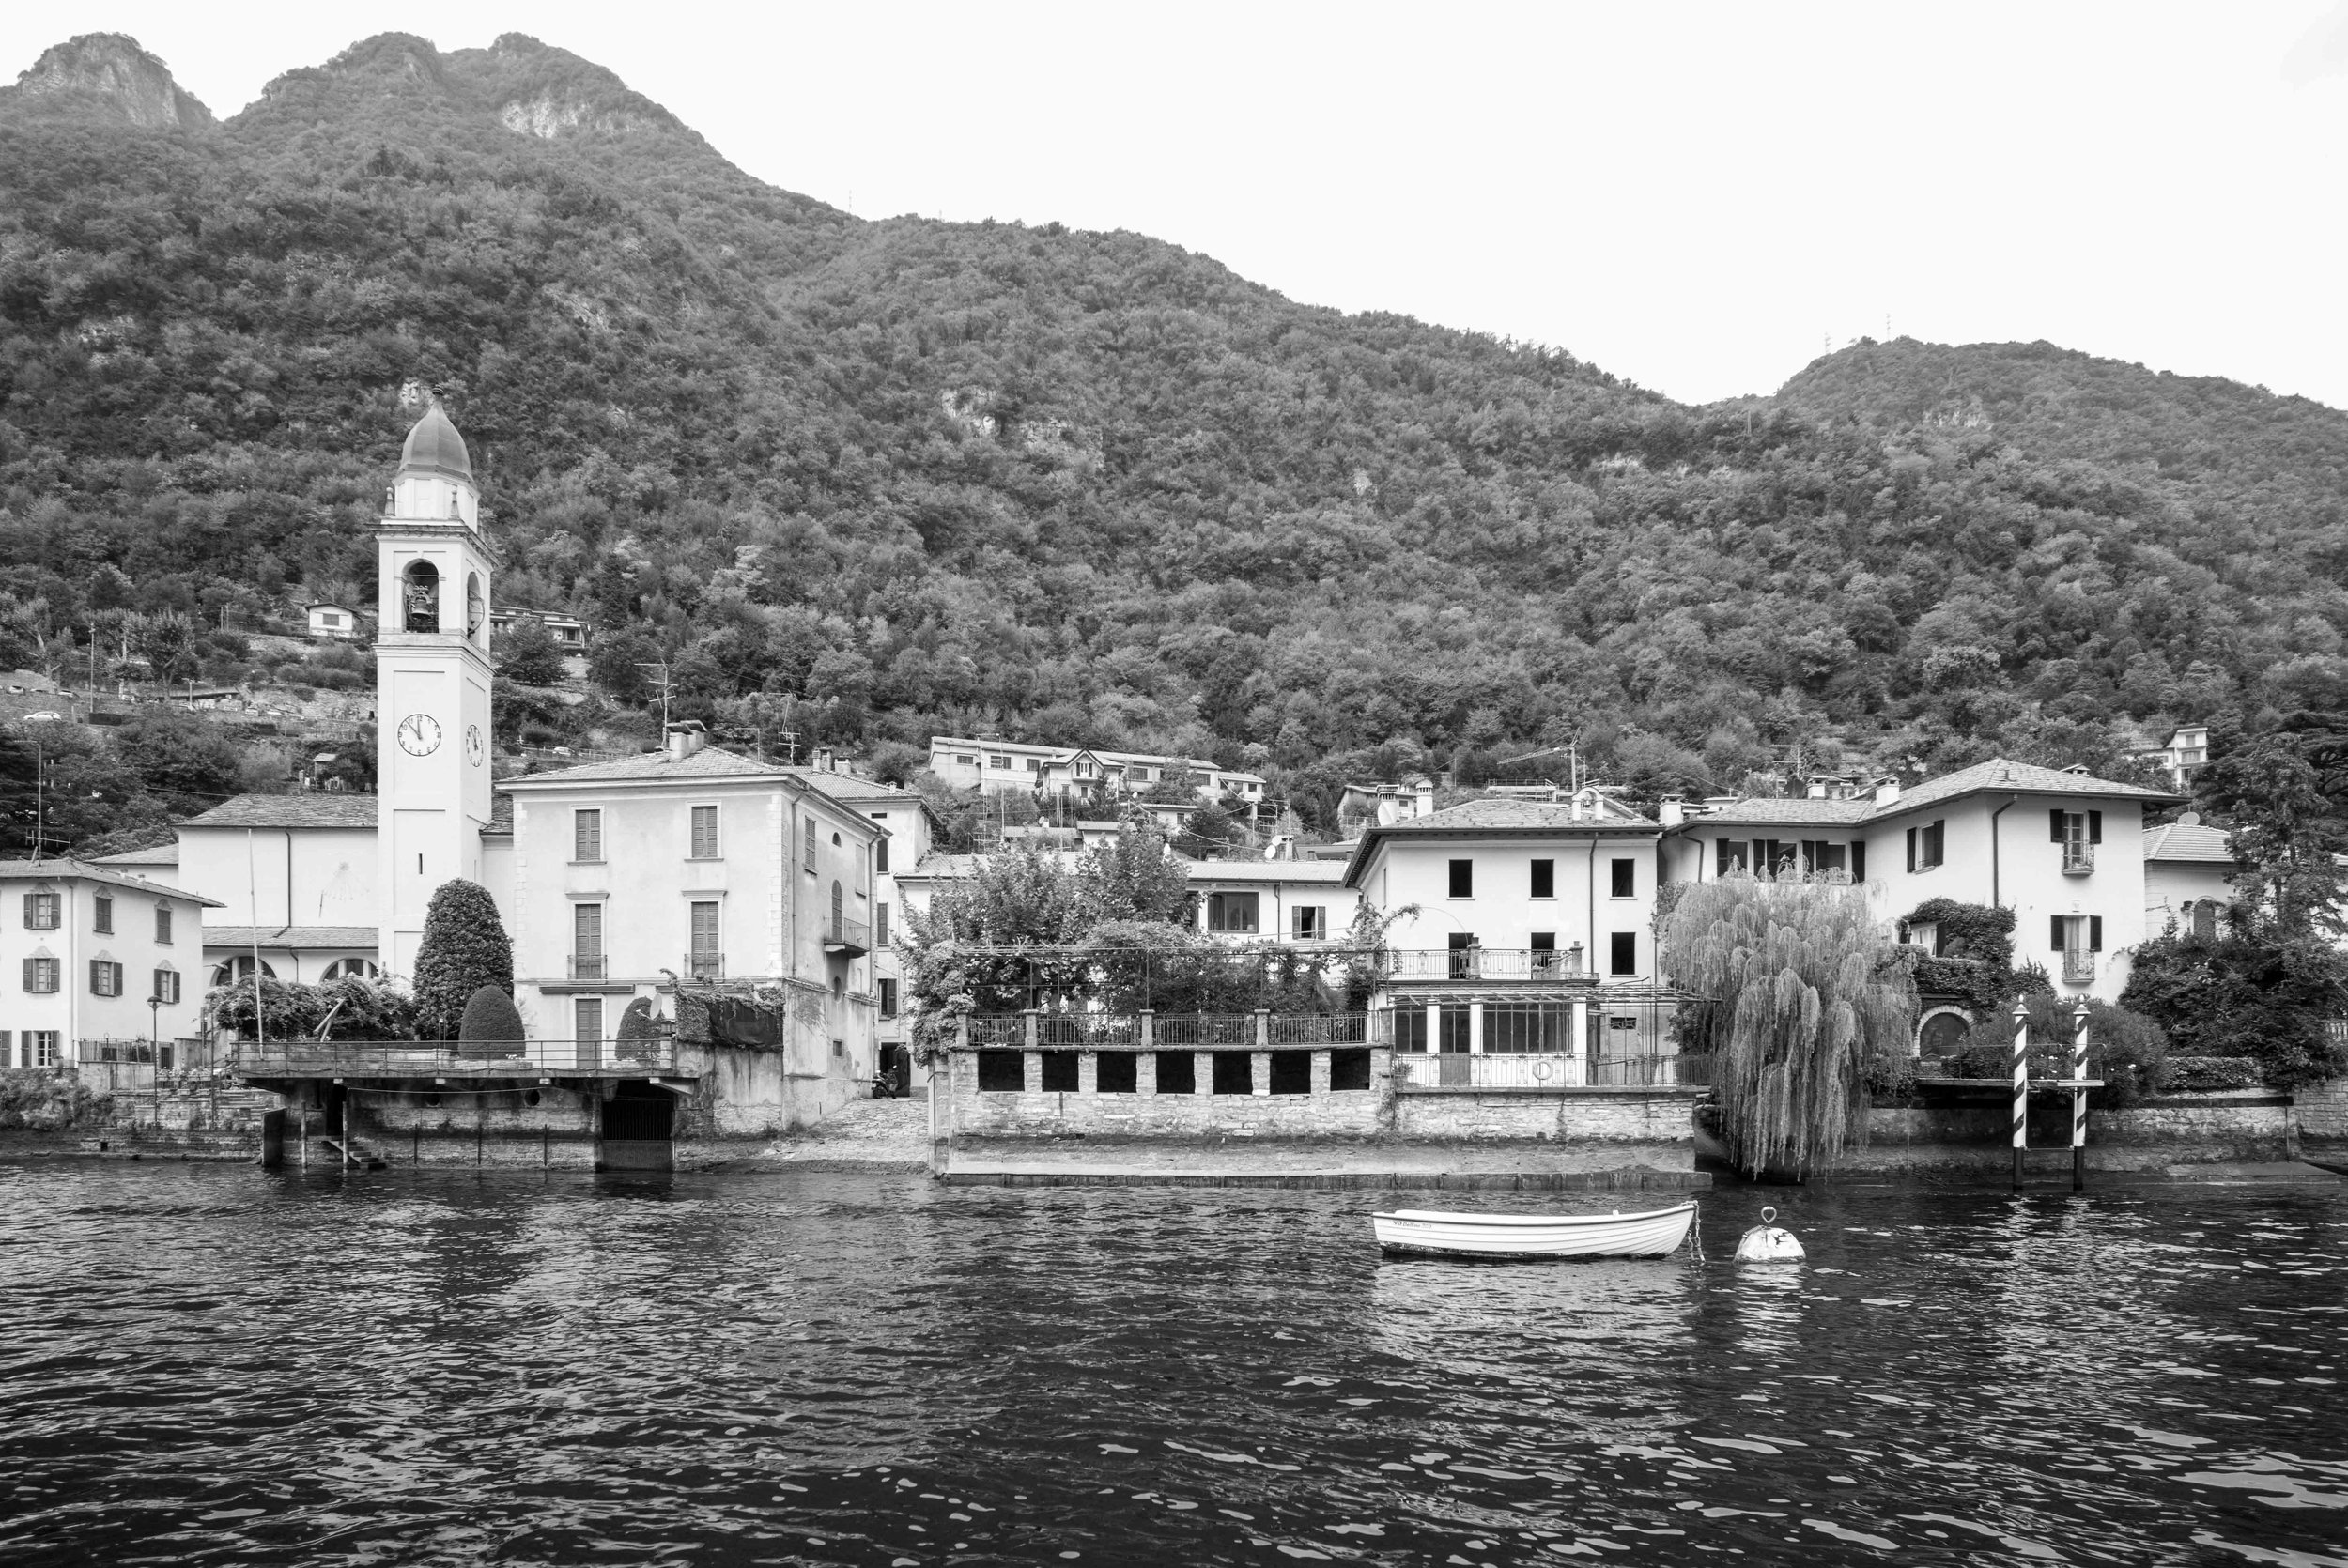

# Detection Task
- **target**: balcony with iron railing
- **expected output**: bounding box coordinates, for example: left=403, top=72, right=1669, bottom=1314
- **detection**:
left=2062, top=841, right=2095, bottom=875
left=823, top=917, right=870, bottom=958
left=567, top=953, right=607, bottom=980
left=2062, top=949, right=2096, bottom=984
left=683, top=950, right=724, bottom=984
left=1382, top=947, right=1592, bottom=983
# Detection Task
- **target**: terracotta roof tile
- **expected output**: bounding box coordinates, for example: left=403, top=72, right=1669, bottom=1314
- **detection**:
left=180, top=793, right=379, bottom=829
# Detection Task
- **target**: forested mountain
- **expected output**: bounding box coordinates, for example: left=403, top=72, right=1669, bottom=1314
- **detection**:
left=5, top=31, right=2343, bottom=834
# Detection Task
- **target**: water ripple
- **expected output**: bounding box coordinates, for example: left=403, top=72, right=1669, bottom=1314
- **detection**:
left=1, top=1163, right=2342, bottom=1565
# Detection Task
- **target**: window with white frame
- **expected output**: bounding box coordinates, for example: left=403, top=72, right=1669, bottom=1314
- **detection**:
left=1291, top=905, right=1327, bottom=940
left=152, top=968, right=181, bottom=1004
left=690, top=804, right=719, bottom=859
left=93, top=894, right=113, bottom=934
left=23, top=892, right=59, bottom=930
left=23, top=957, right=60, bottom=993
left=574, top=808, right=604, bottom=862
left=26, top=1031, right=58, bottom=1068
left=155, top=903, right=173, bottom=945
left=90, top=960, right=124, bottom=997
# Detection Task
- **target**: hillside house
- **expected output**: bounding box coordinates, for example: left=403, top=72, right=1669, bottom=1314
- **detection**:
left=305, top=603, right=365, bottom=640
left=488, top=604, right=588, bottom=652
left=787, top=765, right=941, bottom=1090
left=927, top=735, right=1265, bottom=815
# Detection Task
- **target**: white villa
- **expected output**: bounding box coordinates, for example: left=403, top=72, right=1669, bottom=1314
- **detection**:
left=927, top=735, right=1264, bottom=814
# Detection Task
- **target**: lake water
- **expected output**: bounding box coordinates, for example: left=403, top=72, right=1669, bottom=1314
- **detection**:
left=3, top=1162, right=2343, bottom=1567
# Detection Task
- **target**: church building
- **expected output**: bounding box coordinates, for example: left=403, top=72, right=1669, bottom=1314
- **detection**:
left=116, top=403, right=887, bottom=1155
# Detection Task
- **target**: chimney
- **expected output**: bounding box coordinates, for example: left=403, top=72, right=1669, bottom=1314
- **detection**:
left=1873, top=776, right=1900, bottom=807
left=814, top=746, right=835, bottom=772
left=1413, top=777, right=1435, bottom=819
left=665, top=722, right=706, bottom=762
left=1805, top=779, right=1828, bottom=799
left=1658, top=794, right=1685, bottom=827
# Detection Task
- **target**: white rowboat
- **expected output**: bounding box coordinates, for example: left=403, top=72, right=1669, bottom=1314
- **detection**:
left=1371, top=1201, right=1697, bottom=1259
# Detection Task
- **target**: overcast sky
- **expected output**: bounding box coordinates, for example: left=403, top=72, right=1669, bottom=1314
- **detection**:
left=8, top=1, right=2347, bottom=409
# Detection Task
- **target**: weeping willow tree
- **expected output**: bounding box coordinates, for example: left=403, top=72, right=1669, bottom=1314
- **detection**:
left=1661, top=876, right=1918, bottom=1178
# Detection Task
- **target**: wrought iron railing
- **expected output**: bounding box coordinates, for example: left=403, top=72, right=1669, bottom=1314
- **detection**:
left=1382, top=948, right=1590, bottom=981
left=824, top=917, right=870, bottom=952
left=567, top=954, right=607, bottom=980
left=1391, top=1052, right=1709, bottom=1089
left=967, top=1015, right=1027, bottom=1047
left=2062, top=950, right=2096, bottom=984
left=1269, top=1013, right=1370, bottom=1045
left=1036, top=1013, right=1140, bottom=1047
left=230, top=1038, right=675, bottom=1075
left=1151, top=1014, right=1255, bottom=1047
left=683, top=950, right=724, bottom=983
left=2062, top=842, right=2095, bottom=875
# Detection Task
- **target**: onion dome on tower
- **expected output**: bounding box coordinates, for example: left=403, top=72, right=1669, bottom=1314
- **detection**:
left=397, top=400, right=472, bottom=484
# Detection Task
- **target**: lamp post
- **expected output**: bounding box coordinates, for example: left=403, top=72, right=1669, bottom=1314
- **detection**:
left=148, top=993, right=162, bottom=1073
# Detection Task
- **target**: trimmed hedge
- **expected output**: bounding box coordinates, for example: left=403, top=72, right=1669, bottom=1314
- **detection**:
left=2162, top=1056, right=2262, bottom=1093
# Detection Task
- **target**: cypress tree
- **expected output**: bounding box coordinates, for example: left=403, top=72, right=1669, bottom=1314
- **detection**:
left=412, top=880, right=515, bottom=1040
left=1661, top=876, right=1917, bottom=1178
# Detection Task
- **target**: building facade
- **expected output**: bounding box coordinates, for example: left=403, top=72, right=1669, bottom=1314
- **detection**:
left=2, top=860, right=219, bottom=1068
left=927, top=735, right=1264, bottom=813
left=1661, top=759, right=2174, bottom=1007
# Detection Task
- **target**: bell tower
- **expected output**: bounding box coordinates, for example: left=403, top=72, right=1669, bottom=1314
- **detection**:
left=375, top=400, right=495, bottom=981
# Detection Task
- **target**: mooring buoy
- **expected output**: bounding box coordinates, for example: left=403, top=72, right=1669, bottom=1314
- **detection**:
left=1735, top=1205, right=1806, bottom=1262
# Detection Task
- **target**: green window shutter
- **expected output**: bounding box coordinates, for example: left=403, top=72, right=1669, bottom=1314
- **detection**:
left=2088, top=811, right=2102, bottom=844
left=2050, top=915, right=2065, bottom=951
left=2050, top=809, right=2065, bottom=842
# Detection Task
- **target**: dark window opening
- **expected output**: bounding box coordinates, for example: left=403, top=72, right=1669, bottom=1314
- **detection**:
left=1154, top=1051, right=1196, bottom=1094
left=1207, top=891, right=1259, bottom=933
left=1530, top=859, right=1555, bottom=899
left=1447, top=858, right=1474, bottom=898
left=1097, top=1053, right=1137, bottom=1094
left=977, top=1052, right=1026, bottom=1092
left=1438, top=1003, right=1472, bottom=1053
left=1269, top=1051, right=1312, bottom=1095
left=1211, top=1052, right=1254, bottom=1095
left=1610, top=858, right=1635, bottom=898
left=1039, top=1050, right=1079, bottom=1092
left=1610, top=931, right=1638, bottom=976
left=1392, top=1008, right=1428, bottom=1053
left=1329, top=1048, right=1372, bottom=1091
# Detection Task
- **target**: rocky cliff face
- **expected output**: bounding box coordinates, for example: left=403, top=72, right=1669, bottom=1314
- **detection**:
left=1, top=32, right=214, bottom=131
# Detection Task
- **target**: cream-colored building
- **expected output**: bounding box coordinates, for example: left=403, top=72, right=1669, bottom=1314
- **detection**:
left=927, top=735, right=1264, bottom=813
left=2, top=860, right=219, bottom=1068
left=1661, top=758, right=2175, bottom=1006
left=2142, top=817, right=2235, bottom=940
left=495, top=734, right=886, bottom=1100
left=1188, top=858, right=1359, bottom=945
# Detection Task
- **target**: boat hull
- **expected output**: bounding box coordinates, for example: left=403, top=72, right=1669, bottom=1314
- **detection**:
left=1371, top=1202, right=1696, bottom=1260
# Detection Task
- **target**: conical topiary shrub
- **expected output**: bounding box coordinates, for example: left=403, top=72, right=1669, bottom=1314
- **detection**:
left=458, top=984, right=526, bottom=1058
left=614, top=996, right=659, bottom=1062
left=412, top=880, right=514, bottom=1039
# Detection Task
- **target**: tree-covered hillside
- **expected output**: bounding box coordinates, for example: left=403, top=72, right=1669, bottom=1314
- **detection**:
left=4, top=32, right=2343, bottom=835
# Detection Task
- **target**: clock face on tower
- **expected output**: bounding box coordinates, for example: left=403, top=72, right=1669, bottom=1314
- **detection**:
left=466, top=725, right=485, bottom=766
left=397, top=715, right=442, bottom=756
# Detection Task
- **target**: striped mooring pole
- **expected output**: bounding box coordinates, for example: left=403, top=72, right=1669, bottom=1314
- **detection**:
left=2072, top=1000, right=2092, bottom=1192
left=2011, top=997, right=2030, bottom=1191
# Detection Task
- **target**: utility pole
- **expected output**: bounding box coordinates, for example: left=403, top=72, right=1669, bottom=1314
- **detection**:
left=636, top=660, right=675, bottom=731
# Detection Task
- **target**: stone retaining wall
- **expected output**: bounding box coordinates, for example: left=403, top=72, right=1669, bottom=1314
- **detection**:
left=1828, top=1093, right=2297, bottom=1173
left=2296, top=1077, right=2348, bottom=1146
left=944, top=1047, right=1388, bottom=1139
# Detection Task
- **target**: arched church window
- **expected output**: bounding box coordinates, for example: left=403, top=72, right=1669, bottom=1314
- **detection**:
left=403, top=561, right=439, bottom=633
left=466, top=573, right=485, bottom=641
